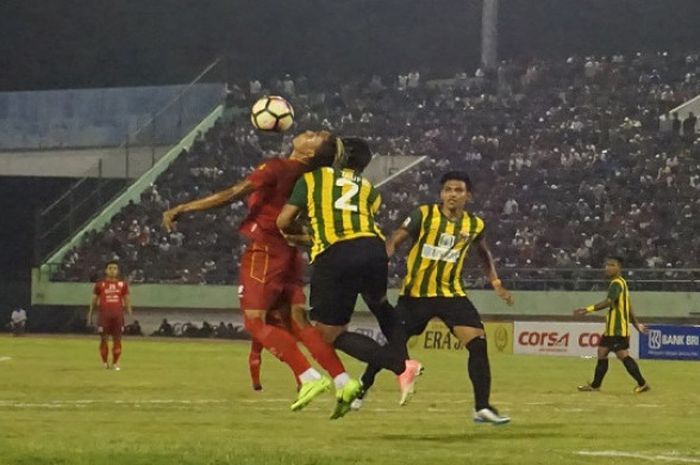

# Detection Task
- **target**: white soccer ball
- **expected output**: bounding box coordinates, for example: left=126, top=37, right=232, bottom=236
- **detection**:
left=250, top=96, right=295, bottom=132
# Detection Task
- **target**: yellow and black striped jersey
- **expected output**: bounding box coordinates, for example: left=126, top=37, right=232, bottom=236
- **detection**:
left=400, top=204, right=485, bottom=298
left=288, top=167, right=384, bottom=261
left=605, top=276, right=631, bottom=337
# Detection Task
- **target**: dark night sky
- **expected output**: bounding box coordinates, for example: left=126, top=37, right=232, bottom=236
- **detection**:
left=1, top=0, right=700, bottom=91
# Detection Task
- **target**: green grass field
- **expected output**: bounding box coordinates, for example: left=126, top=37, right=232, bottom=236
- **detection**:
left=1, top=335, right=699, bottom=465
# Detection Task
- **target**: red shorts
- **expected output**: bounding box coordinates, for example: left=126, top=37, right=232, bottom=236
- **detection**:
left=239, top=241, right=305, bottom=311
left=98, top=312, right=124, bottom=337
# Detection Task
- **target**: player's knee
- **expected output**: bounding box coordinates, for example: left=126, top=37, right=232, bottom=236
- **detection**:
left=466, top=336, right=487, bottom=355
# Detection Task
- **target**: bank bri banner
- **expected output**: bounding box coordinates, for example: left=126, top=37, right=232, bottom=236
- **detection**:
left=639, top=325, right=700, bottom=360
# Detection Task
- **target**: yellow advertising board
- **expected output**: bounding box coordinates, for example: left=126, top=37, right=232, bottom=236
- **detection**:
left=407, top=319, right=513, bottom=355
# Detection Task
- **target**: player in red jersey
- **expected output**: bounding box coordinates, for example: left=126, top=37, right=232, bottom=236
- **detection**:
left=88, top=261, right=132, bottom=370
left=163, top=130, right=356, bottom=414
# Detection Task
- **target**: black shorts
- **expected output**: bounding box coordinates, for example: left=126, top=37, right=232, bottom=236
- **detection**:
left=397, top=296, right=484, bottom=336
left=599, top=336, right=630, bottom=352
left=310, top=237, right=388, bottom=326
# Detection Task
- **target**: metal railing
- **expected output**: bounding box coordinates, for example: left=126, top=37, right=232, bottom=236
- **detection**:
left=456, top=267, right=700, bottom=292
left=34, top=59, right=226, bottom=264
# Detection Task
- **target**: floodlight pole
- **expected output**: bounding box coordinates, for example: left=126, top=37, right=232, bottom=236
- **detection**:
left=481, top=0, right=498, bottom=69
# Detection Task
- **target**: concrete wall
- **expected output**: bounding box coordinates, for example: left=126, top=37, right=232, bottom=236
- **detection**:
left=0, top=146, right=170, bottom=178
left=31, top=270, right=700, bottom=319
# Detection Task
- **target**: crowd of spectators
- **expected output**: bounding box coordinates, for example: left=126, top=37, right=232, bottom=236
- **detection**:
left=53, top=51, right=700, bottom=290
left=149, top=318, right=248, bottom=339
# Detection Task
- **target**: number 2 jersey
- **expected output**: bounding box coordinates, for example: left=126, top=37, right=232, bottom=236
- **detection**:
left=288, top=166, right=384, bottom=261
left=400, top=204, right=485, bottom=298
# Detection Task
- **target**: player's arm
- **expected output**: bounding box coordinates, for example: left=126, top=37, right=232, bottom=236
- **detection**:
left=475, top=234, right=514, bottom=306
left=277, top=175, right=312, bottom=245
left=123, top=295, right=133, bottom=316
left=629, top=304, right=648, bottom=334
left=573, top=283, right=619, bottom=315
left=88, top=294, right=98, bottom=325
left=386, top=207, right=421, bottom=258
left=162, top=178, right=256, bottom=232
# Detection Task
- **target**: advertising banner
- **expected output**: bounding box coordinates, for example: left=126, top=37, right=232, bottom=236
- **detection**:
left=514, top=321, right=639, bottom=358
left=407, top=320, right=513, bottom=355
left=639, top=325, right=700, bottom=360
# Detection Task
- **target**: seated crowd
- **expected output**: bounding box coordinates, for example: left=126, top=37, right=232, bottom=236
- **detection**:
left=53, top=51, right=700, bottom=291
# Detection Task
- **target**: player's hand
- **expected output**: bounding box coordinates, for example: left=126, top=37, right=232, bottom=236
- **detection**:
left=162, top=207, right=182, bottom=233
left=573, top=308, right=588, bottom=316
left=281, top=233, right=311, bottom=247
left=637, top=323, right=649, bottom=334
left=494, top=284, right=514, bottom=306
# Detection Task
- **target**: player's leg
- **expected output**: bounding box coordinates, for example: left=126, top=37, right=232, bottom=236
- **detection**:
left=581, top=344, right=611, bottom=390
left=110, top=314, right=124, bottom=370
left=239, top=243, right=323, bottom=385
left=290, top=305, right=350, bottom=387
left=249, top=337, right=264, bottom=391
left=285, top=251, right=349, bottom=386
left=615, top=345, right=649, bottom=392
left=97, top=314, right=109, bottom=368
left=312, top=242, right=405, bottom=376
left=448, top=298, right=509, bottom=424
left=360, top=295, right=426, bottom=406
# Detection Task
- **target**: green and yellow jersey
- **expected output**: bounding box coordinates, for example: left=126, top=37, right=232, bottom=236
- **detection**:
left=605, top=276, right=631, bottom=337
left=288, top=167, right=384, bottom=261
left=400, top=204, right=485, bottom=298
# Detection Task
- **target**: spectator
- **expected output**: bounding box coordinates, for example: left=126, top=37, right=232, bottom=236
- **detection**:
left=10, top=307, right=27, bottom=336
left=124, top=320, right=143, bottom=336
left=153, top=318, right=173, bottom=337
left=683, top=112, right=697, bottom=141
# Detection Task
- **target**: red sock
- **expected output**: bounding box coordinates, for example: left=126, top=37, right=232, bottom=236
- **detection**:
left=249, top=338, right=263, bottom=387
left=112, top=338, right=122, bottom=365
left=291, top=321, right=345, bottom=378
left=244, top=317, right=311, bottom=377
left=99, top=339, right=109, bottom=363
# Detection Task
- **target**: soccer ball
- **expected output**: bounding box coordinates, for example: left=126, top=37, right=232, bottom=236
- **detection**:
left=250, top=96, right=295, bottom=132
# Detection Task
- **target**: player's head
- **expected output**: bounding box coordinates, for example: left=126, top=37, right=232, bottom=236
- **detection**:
left=335, top=137, right=372, bottom=172
left=605, top=256, right=623, bottom=277
left=291, top=130, right=337, bottom=168
left=105, top=260, right=120, bottom=279
left=440, top=171, right=472, bottom=210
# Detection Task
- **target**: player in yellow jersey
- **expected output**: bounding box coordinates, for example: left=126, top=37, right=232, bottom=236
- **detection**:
left=574, top=256, right=651, bottom=393
left=278, top=138, right=420, bottom=419
left=357, top=171, right=514, bottom=424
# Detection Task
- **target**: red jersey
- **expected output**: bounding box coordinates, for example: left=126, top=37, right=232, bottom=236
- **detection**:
left=94, top=279, right=129, bottom=314
left=240, top=157, right=307, bottom=244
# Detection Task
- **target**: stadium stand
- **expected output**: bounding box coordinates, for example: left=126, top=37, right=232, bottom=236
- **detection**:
left=51, top=52, right=700, bottom=290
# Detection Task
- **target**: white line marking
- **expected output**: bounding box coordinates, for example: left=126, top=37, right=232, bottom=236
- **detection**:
left=0, top=399, right=226, bottom=408
left=0, top=356, right=11, bottom=362
left=576, top=451, right=700, bottom=463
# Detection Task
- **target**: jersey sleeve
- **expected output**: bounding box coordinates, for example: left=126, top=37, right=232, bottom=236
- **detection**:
left=474, top=219, right=486, bottom=241
left=246, top=161, right=277, bottom=188
left=607, top=281, right=622, bottom=301
left=369, top=187, right=382, bottom=214
left=93, top=282, right=101, bottom=295
left=401, top=208, right=423, bottom=240
left=121, top=282, right=129, bottom=296
left=287, top=175, right=309, bottom=209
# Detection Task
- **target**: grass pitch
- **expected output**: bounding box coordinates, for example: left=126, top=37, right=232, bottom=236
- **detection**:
left=1, top=335, right=699, bottom=465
